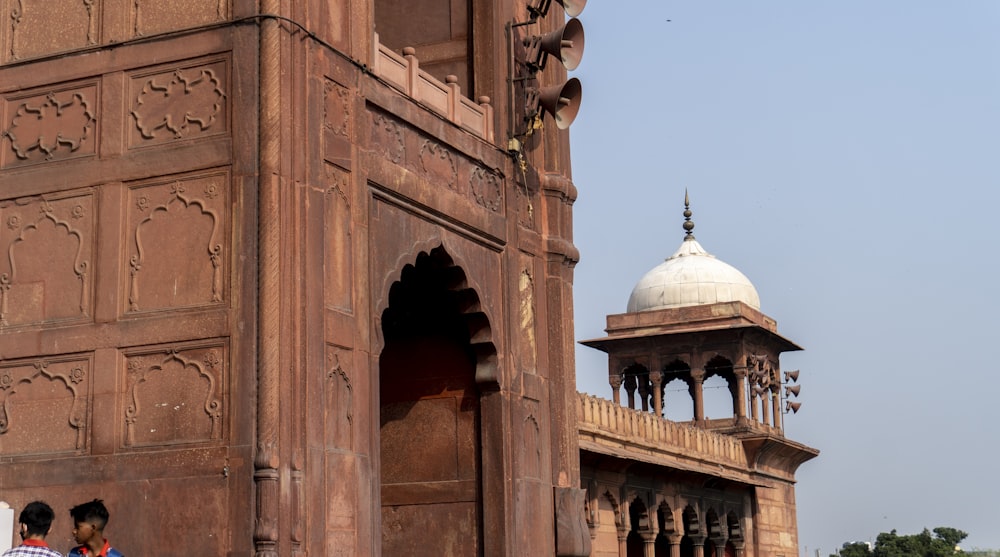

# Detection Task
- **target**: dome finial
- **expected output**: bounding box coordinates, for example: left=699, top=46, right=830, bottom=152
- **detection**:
left=682, top=189, right=695, bottom=240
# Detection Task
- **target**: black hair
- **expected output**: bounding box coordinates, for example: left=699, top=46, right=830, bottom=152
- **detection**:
left=19, top=501, right=55, bottom=537
left=69, top=499, right=109, bottom=530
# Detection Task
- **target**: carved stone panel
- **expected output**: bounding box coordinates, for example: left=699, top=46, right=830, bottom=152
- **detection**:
left=324, top=80, right=351, bottom=138
left=517, top=258, right=537, bottom=374
left=367, top=112, right=506, bottom=215
left=128, top=59, right=228, bottom=149
left=132, top=0, right=227, bottom=37
left=2, top=83, right=98, bottom=168
left=0, top=355, right=90, bottom=457
left=324, top=164, right=353, bottom=312
left=0, top=190, right=96, bottom=328
left=5, top=0, right=97, bottom=63
left=122, top=341, right=226, bottom=448
left=470, top=166, right=502, bottom=213
left=417, top=141, right=457, bottom=190
left=324, top=346, right=353, bottom=450
left=125, top=171, right=228, bottom=314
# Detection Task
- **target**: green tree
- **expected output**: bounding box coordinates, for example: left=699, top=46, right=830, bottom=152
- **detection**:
left=831, top=527, right=967, bottom=557
left=832, top=541, right=872, bottom=557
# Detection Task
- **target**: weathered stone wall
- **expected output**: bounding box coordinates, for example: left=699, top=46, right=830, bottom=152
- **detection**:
left=0, top=16, right=257, bottom=555
left=1, top=1, right=586, bottom=555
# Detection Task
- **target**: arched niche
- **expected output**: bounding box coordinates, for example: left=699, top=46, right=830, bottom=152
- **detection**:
left=378, top=245, right=498, bottom=557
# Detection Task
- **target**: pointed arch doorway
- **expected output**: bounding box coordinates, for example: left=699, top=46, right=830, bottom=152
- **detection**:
left=378, top=246, right=494, bottom=557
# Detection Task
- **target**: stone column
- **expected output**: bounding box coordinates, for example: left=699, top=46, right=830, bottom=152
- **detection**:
left=690, top=534, right=707, bottom=557
left=668, top=533, right=683, bottom=557
left=734, top=367, right=748, bottom=424
left=637, top=374, right=651, bottom=412
left=610, top=372, right=623, bottom=406
left=690, top=369, right=706, bottom=423
left=771, top=387, right=782, bottom=430
left=732, top=540, right=746, bottom=557
left=624, top=374, right=637, bottom=410
left=710, top=537, right=727, bottom=557
left=760, top=388, right=771, bottom=427
left=617, top=527, right=629, bottom=557
left=650, top=371, right=664, bottom=417
left=641, top=530, right=657, bottom=557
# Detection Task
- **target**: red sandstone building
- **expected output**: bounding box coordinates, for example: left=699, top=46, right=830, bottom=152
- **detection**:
left=0, top=1, right=815, bottom=555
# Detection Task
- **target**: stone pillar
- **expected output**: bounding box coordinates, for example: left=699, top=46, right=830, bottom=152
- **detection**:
left=734, top=368, right=748, bottom=424
left=732, top=540, right=746, bottom=557
left=641, top=530, right=657, bottom=557
left=771, top=387, right=782, bottom=430
left=667, top=533, right=683, bottom=557
left=637, top=374, right=651, bottom=412
left=617, top=527, right=629, bottom=557
left=610, top=372, right=623, bottom=406
left=624, top=374, right=637, bottom=410
left=650, top=371, right=664, bottom=417
left=690, top=534, right=707, bottom=557
left=710, top=538, right=727, bottom=557
left=690, top=369, right=706, bottom=423
left=760, top=389, right=771, bottom=426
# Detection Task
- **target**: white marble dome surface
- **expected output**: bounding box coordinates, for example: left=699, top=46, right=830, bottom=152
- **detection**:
left=626, top=236, right=761, bottom=312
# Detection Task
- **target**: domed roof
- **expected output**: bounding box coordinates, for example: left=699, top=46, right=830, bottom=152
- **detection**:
left=626, top=196, right=760, bottom=313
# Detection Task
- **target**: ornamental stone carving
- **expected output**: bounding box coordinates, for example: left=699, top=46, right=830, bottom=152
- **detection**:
left=129, top=61, right=228, bottom=147
left=2, top=86, right=97, bottom=167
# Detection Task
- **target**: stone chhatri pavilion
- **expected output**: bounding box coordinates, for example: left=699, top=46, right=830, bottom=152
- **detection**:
left=578, top=195, right=818, bottom=556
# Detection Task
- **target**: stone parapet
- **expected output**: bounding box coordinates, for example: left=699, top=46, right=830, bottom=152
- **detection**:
left=372, top=33, right=494, bottom=142
left=576, top=393, right=749, bottom=471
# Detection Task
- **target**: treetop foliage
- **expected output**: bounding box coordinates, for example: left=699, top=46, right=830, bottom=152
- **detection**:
left=830, top=527, right=968, bottom=557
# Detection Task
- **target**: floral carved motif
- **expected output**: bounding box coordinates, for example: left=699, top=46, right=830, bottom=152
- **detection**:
left=4, top=91, right=96, bottom=163
left=124, top=345, right=224, bottom=447
left=470, top=167, right=503, bottom=212
left=324, top=81, right=351, bottom=137
left=371, top=113, right=404, bottom=164
left=130, top=67, right=226, bottom=142
left=418, top=141, right=457, bottom=190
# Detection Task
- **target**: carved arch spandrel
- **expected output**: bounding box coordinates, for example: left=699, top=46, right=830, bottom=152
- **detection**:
left=126, top=172, right=228, bottom=314
left=0, top=191, right=95, bottom=328
left=123, top=343, right=226, bottom=448
left=374, top=240, right=500, bottom=388
left=0, top=356, right=90, bottom=456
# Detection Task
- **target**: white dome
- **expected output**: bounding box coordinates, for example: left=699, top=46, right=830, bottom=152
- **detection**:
left=627, top=236, right=760, bottom=312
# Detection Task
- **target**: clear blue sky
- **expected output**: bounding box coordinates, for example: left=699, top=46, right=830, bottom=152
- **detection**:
left=568, top=2, right=1000, bottom=554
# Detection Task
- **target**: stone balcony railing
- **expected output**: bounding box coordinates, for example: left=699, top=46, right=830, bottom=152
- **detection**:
left=372, top=33, right=495, bottom=142
left=576, top=393, right=750, bottom=471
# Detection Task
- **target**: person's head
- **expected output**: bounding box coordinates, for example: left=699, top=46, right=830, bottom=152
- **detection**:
left=70, top=499, right=109, bottom=546
left=18, top=501, right=55, bottom=539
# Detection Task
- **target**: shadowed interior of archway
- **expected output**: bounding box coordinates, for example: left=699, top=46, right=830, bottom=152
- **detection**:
left=378, top=247, right=484, bottom=557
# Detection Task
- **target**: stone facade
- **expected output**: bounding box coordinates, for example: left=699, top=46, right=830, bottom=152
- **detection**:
left=0, top=1, right=813, bottom=556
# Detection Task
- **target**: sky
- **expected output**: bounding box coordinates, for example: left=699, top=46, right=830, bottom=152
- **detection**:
left=566, top=2, right=1000, bottom=554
